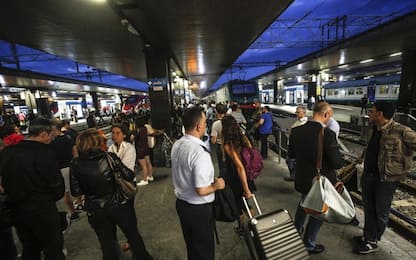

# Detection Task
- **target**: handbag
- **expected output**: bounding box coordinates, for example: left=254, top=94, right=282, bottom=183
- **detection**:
left=300, top=128, right=356, bottom=224
left=106, top=153, right=137, bottom=204
left=214, top=183, right=240, bottom=222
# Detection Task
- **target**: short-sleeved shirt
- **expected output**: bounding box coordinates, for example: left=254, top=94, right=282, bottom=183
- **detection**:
left=326, top=117, right=340, bottom=140
left=171, top=134, right=214, bottom=204
left=108, top=141, right=136, bottom=171
left=259, top=112, right=273, bottom=134
left=231, top=111, right=247, bottom=124
left=210, top=120, right=222, bottom=144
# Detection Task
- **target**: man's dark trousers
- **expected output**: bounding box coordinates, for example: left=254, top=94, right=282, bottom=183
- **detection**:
left=361, top=174, right=398, bottom=242
left=176, top=199, right=215, bottom=260
left=13, top=204, right=65, bottom=260
left=259, top=134, right=269, bottom=158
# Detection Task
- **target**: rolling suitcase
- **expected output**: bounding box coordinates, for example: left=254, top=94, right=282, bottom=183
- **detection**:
left=243, top=195, right=309, bottom=260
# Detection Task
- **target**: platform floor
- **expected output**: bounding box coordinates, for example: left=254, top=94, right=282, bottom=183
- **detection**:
left=55, top=150, right=416, bottom=260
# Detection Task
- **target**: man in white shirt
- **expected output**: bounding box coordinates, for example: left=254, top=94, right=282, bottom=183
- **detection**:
left=171, top=106, right=225, bottom=260
left=210, top=103, right=227, bottom=175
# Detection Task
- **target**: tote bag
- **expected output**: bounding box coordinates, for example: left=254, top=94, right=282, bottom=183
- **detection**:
left=300, top=128, right=355, bottom=224
left=301, top=175, right=355, bottom=224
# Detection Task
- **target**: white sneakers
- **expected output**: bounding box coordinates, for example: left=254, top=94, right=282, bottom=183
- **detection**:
left=137, top=180, right=148, bottom=186
left=136, top=176, right=154, bottom=186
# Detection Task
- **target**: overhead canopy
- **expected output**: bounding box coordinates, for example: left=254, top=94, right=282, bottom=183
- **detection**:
left=0, top=0, right=292, bottom=93
left=211, top=0, right=416, bottom=91
left=0, top=0, right=415, bottom=95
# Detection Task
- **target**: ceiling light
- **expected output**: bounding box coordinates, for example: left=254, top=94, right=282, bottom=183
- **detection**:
left=339, top=75, right=344, bottom=81
left=389, top=52, right=402, bottom=57
left=89, top=0, right=106, bottom=3
left=297, top=64, right=302, bottom=69
left=360, top=59, right=374, bottom=64
left=338, top=64, right=348, bottom=69
left=321, top=68, right=330, bottom=72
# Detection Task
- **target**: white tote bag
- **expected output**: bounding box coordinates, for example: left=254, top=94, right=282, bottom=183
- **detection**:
left=300, top=175, right=356, bottom=224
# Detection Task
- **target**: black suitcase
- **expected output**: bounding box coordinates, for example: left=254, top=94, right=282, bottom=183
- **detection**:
left=243, top=195, right=309, bottom=260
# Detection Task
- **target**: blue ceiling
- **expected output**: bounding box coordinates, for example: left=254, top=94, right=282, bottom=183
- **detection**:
left=210, top=0, right=416, bottom=91
left=0, top=40, right=148, bottom=91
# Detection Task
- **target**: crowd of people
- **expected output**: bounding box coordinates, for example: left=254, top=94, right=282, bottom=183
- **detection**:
left=0, top=98, right=415, bottom=259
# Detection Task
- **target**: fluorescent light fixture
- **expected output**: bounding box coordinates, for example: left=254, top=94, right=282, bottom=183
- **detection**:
left=338, top=64, right=348, bottom=69
left=297, top=64, right=302, bottom=69
left=389, top=52, right=402, bottom=57
left=339, top=75, right=344, bottom=81
left=321, top=68, right=330, bottom=72
left=51, top=91, right=57, bottom=98
left=360, top=59, right=374, bottom=64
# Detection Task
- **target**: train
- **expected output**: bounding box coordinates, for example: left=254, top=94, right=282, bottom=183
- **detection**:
left=324, top=75, right=400, bottom=106
left=206, top=80, right=259, bottom=110
left=121, top=95, right=150, bottom=114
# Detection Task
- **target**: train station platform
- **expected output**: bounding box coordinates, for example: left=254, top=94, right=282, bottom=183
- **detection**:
left=56, top=150, right=415, bottom=259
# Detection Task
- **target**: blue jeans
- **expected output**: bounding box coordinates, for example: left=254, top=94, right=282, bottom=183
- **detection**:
left=294, top=197, right=323, bottom=250
left=361, top=175, right=398, bottom=242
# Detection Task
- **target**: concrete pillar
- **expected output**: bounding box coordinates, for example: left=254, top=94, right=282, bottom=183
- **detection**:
left=144, top=47, right=172, bottom=135
left=91, top=92, right=99, bottom=111
left=398, top=50, right=416, bottom=113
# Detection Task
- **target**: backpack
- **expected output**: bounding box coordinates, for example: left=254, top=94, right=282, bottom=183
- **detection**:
left=241, top=147, right=263, bottom=181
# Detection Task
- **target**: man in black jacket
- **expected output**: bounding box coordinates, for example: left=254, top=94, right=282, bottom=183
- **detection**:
left=288, top=102, right=343, bottom=254
left=0, top=117, right=65, bottom=260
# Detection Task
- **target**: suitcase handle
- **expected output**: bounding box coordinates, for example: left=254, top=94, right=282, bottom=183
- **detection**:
left=242, top=194, right=262, bottom=219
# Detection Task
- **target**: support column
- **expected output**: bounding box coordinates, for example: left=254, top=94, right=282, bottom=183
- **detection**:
left=398, top=50, right=416, bottom=113
left=144, top=47, right=172, bottom=136
left=91, top=92, right=99, bottom=111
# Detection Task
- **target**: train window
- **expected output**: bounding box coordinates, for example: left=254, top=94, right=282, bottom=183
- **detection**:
left=230, top=82, right=257, bottom=95
left=348, top=88, right=355, bottom=95
left=379, top=85, right=389, bottom=94
left=327, top=89, right=333, bottom=96
left=392, top=86, right=400, bottom=94
left=355, top=88, right=363, bottom=95
left=334, top=90, right=339, bottom=95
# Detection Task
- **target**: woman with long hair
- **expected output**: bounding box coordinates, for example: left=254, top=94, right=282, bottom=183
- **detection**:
left=221, top=115, right=256, bottom=235
left=70, top=129, right=152, bottom=260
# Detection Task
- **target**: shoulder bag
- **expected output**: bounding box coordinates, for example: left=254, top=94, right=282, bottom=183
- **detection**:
left=106, top=152, right=137, bottom=204
left=300, top=128, right=356, bottom=224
